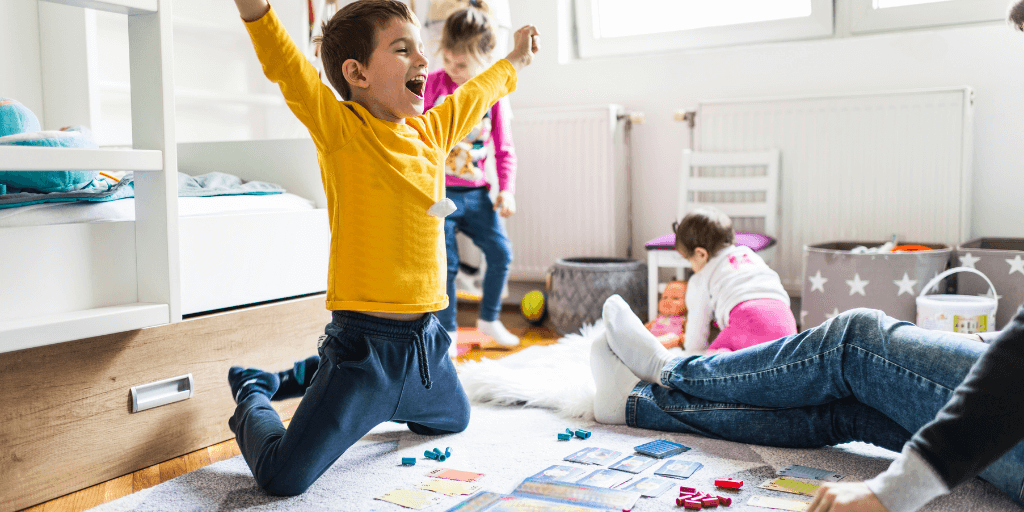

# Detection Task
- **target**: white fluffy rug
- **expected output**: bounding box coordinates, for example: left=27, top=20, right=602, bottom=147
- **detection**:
left=457, top=323, right=605, bottom=422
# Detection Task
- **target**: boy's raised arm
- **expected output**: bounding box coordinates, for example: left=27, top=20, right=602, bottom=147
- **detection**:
left=234, top=0, right=270, bottom=22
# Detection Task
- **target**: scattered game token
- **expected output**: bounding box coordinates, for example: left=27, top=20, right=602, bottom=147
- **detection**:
left=634, top=439, right=690, bottom=458
left=574, top=429, right=591, bottom=439
left=445, top=447, right=452, bottom=458
left=680, top=486, right=696, bottom=493
left=402, top=457, right=416, bottom=465
left=424, top=450, right=438, bottom=460
left=557, top=432, right=572, bottom=441
left=714, top=478, right=743, bottom=489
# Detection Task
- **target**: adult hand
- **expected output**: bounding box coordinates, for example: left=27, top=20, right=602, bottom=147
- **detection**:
left=807, top=482, right=890, bottom=512
left=505, top=25, right=540, bottom=71
left=494, top=191, right=516, bottom=217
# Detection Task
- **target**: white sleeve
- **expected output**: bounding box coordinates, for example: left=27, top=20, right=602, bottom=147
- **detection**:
left=684, top=277, right=713, bottom=353
left=865, top=445, right=950, bottom=512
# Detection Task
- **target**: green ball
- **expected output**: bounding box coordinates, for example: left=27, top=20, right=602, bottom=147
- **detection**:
left=521, top=290, right=547, bottom=325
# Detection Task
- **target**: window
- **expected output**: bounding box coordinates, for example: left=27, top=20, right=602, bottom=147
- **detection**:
left=574, top=0, right=834, bottom=57
left=849, top=0, right=1011, bottom=34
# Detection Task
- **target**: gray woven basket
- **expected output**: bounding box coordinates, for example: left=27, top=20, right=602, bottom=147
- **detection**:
left=547, top=257, right=648, bottom=335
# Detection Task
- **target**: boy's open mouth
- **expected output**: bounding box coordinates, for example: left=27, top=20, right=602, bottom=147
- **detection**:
left=406, top=76, right=425, bottom=98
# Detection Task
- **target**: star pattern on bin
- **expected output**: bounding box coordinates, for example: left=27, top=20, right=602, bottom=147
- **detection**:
left=846, top=274, right=869, bottom=296
left=978, top=288, right=1003, bottom=302
left=808, top=270, right=828, bottom=293
left=825, top=308, right=841, bottom=320
left=1007, top=255, right=1024, bottom=276
left=893, top=273, right=918, bottom=296
left=800, top=310, right=808, bottom=325
left=959, top=253, right=980, bottom=269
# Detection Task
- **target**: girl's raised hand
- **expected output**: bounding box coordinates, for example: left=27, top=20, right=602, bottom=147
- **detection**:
left=505, top=25, right=540, bottom=71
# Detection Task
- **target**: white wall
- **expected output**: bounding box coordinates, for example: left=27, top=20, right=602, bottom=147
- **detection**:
left=1, top=0, right=43, bottom=115
left=508, top=0, right=1024, bottom=258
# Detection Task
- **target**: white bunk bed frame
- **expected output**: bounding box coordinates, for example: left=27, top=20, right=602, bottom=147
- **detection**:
left=0, top=0, right=179, bottom=353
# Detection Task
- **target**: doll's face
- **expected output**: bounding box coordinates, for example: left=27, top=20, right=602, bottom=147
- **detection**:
left=659, top=281, right=687, bottom=316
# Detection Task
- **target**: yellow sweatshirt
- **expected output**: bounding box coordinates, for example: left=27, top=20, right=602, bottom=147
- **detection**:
left=245, top=8, right=517, bottom=313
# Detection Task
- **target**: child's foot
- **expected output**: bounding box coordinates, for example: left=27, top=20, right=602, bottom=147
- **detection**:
left=271, top=355, right=320, bottom=400
left=590, top=330, right=639, bottom=425
left=602, top=295, right=674, bottom=384
left=227, top=367, right=280, bottom=404
left=447, top=330, right=459, bottom=358
left=477, top=319, right=519, bottom=347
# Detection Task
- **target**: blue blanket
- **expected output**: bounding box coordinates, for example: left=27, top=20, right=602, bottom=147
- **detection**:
left=0, top=172, right=284, bottom=209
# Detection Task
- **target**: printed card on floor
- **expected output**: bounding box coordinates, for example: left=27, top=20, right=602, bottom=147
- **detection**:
left=576, top=448, right=622, bottom=465
left=563, top=447, right=597, bottom=464
left=574, top=469, right=633, bottom=489
left=779, top=464, right=845, bottom=482
left=760, top=477, right=821, bottom=496
left=375, top=488, right=442, bottom=509
left=528, top=464, right=589, bottom=483
left=619, top=476, right=676, bottom=497
left=426, top=468, right=484, bottom=482
left=415, top=478, right=481, bottom=496
left=653, top=459, right=703, bottom=479
left=747, top=495, right=812, bottom=511
left=609, top=455, right=658, bottom=474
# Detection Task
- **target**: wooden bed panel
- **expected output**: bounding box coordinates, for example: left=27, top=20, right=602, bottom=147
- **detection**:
left=0, top=294, right=330, bottom=512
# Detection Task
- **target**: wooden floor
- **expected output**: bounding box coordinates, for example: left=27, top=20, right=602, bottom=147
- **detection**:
left=24, top=306, right=558, bottom=512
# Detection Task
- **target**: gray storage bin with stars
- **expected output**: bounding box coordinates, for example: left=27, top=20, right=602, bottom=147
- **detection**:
left=800, top=241, right=952, bottom=330
left=956, top=238, right=1024, bottom=330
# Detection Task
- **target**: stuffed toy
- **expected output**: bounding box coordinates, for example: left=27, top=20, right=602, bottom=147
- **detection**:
left=645, top=280, right=687, bottom=349
left=0, top=97, right=101, bottom=193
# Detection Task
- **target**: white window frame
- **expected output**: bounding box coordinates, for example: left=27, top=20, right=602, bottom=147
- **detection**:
left=849, top=0, right=1011, bottom=34
left=573, top=0, right=834, bottom=58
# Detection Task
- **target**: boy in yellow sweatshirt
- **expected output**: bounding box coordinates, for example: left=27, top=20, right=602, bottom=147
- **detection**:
left=225, top=0, right=539, bottom=495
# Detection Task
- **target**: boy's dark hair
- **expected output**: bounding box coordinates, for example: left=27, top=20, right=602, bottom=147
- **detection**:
left=314, top=0, right=418, bottom=100
left=1011, top=0, right=1024, bottom=31
left=441, top=0, right=496, bottom=60
left=673, top=207, right=735, bottom=258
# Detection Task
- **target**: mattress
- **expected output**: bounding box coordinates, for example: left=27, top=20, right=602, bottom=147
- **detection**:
left=0, top=192, right=316, bottom=228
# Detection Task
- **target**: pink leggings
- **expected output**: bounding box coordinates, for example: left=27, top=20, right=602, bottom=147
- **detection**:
left=708, top=298, right=798, bottom=353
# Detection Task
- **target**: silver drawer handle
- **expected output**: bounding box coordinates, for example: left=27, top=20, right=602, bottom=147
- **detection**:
left=130, top=374, right=194, bottom=413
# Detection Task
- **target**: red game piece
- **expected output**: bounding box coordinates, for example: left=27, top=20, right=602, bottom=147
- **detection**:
left=676, top=497, right=685, bottom=507
left=684, top=499, right=703, bottom=509
left=716, top=495, right=732, bottom=506
left=680, top=486, right=697, bottom=493
left=714, top=478, right=743, bottom=489
left=702, top=497, right=719, bottom=507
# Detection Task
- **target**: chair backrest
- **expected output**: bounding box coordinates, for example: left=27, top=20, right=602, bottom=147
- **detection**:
left=678, top=149, right=781, bottom=237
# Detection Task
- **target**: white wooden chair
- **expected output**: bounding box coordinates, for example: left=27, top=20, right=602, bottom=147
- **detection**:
left=645, top=149, right=781, bottom=320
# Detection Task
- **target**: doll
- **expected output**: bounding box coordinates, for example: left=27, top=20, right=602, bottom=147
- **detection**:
left=645, top=280, right=687, bottom=349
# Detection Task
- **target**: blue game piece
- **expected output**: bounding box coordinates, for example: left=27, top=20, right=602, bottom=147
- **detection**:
left=402, top=457, right=416, bottom=465
left=558, top=432, right=572, bottom=440
left=634, top=439, right=690, bottom=458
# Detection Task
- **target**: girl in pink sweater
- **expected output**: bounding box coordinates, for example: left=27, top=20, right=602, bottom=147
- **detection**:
left=424, top=1, right=520, bottom=354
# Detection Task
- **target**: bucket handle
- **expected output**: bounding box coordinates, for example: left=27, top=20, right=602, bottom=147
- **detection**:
left=919, top=266, right=998, bottom=314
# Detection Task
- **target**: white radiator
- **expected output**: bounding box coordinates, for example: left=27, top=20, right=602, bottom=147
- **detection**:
left=693, top=88, right=974, bottom=293
left=506, top=105, right=630, bottom=281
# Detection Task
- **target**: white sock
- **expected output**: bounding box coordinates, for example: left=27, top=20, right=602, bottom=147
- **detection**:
left=477, top=319, right=520, bottom=347
left=447, top=330, right=459, bottom=358
left=590, top=329, right=638, bottom=425
left=602, top=294, right=674, bottom=384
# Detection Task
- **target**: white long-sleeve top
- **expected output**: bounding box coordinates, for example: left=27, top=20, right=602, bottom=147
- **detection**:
left=684, top=245, right=790, bottom=353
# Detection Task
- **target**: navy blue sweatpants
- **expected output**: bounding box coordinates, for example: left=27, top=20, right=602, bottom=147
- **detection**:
left=229, top=311, right=469, bottom=495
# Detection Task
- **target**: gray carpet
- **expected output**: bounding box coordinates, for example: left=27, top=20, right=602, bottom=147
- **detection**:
left=88, top=404, right=1020, bottom=512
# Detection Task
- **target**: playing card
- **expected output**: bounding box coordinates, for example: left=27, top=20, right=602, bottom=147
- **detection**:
left=374, top=488, right=442, bottom=509
left=608, top=455, right=658, bottom=474
left=576, top=448, right=622, bottom=465
left=760, top=477, right=821, bottom=496
left=563, top=447, right=597, bottom=463
left=415, top=478, right=481, bottom=496
left=425, top=468, right=484, bottom=482
left=528, top=464, right=589, bottom=483
left=619, top=476, right=676, bottom=497
left=747, top=495, right=812, bottom=511
left=779, top=464, right=844, bottom=482
left=633, top=439, right=690, bottom=458
left=653, top=459, right=703, bottom=479
left=574, top=469, right=633, bottom=488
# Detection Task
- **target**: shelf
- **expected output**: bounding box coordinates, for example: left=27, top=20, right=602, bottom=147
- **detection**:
left=0, top=303, right=169, bottom=354
left=0, top=146, right=162, bottom=171
left=41, top=0, right=157, bottom=15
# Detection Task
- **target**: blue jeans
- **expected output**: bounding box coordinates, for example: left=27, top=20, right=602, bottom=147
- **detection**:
left=629, top=308, right=1024, bottom=504
left=436, top=186, right=513, bottom=331
left=229, top=311, right=469, bottom=496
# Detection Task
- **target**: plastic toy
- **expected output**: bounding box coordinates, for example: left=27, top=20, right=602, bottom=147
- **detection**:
left=521, top=289, right=547, bottom=325
left=714, top=478, right=743, bottom=489
left=634, top=439, right=690, bottom=458
left=402, top=457, right=416, bottom=465
left=557, top=432, right=572, bottom=440
left=645, top=280, right=687, bottom=349
left=444, top=446, right=451, bottom=458
left=574, top=429, right=591, bottom=439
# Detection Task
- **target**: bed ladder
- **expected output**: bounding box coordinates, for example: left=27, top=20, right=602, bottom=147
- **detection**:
left=0, top=0, right=179, bottom=353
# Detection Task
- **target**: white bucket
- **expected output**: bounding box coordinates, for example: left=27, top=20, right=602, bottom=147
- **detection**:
left=916, top=267, right=998, bottom=334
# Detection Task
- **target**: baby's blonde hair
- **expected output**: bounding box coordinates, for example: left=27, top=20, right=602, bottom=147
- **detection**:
left=440, top=0, right=496, bottom=61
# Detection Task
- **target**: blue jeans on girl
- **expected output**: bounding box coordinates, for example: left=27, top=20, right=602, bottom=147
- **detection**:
left=436, top=186, right=513, bottom=332
left=229, top=311, right=469, bottom=495
left=629, top=308, right=1024, bottom=505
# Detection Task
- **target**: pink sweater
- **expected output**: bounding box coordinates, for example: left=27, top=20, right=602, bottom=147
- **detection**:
left=423, top=68, right=517, bottom=193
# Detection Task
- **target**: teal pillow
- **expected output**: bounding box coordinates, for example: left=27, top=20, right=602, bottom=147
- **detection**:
left=0, top=127, right=101, bottom=193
